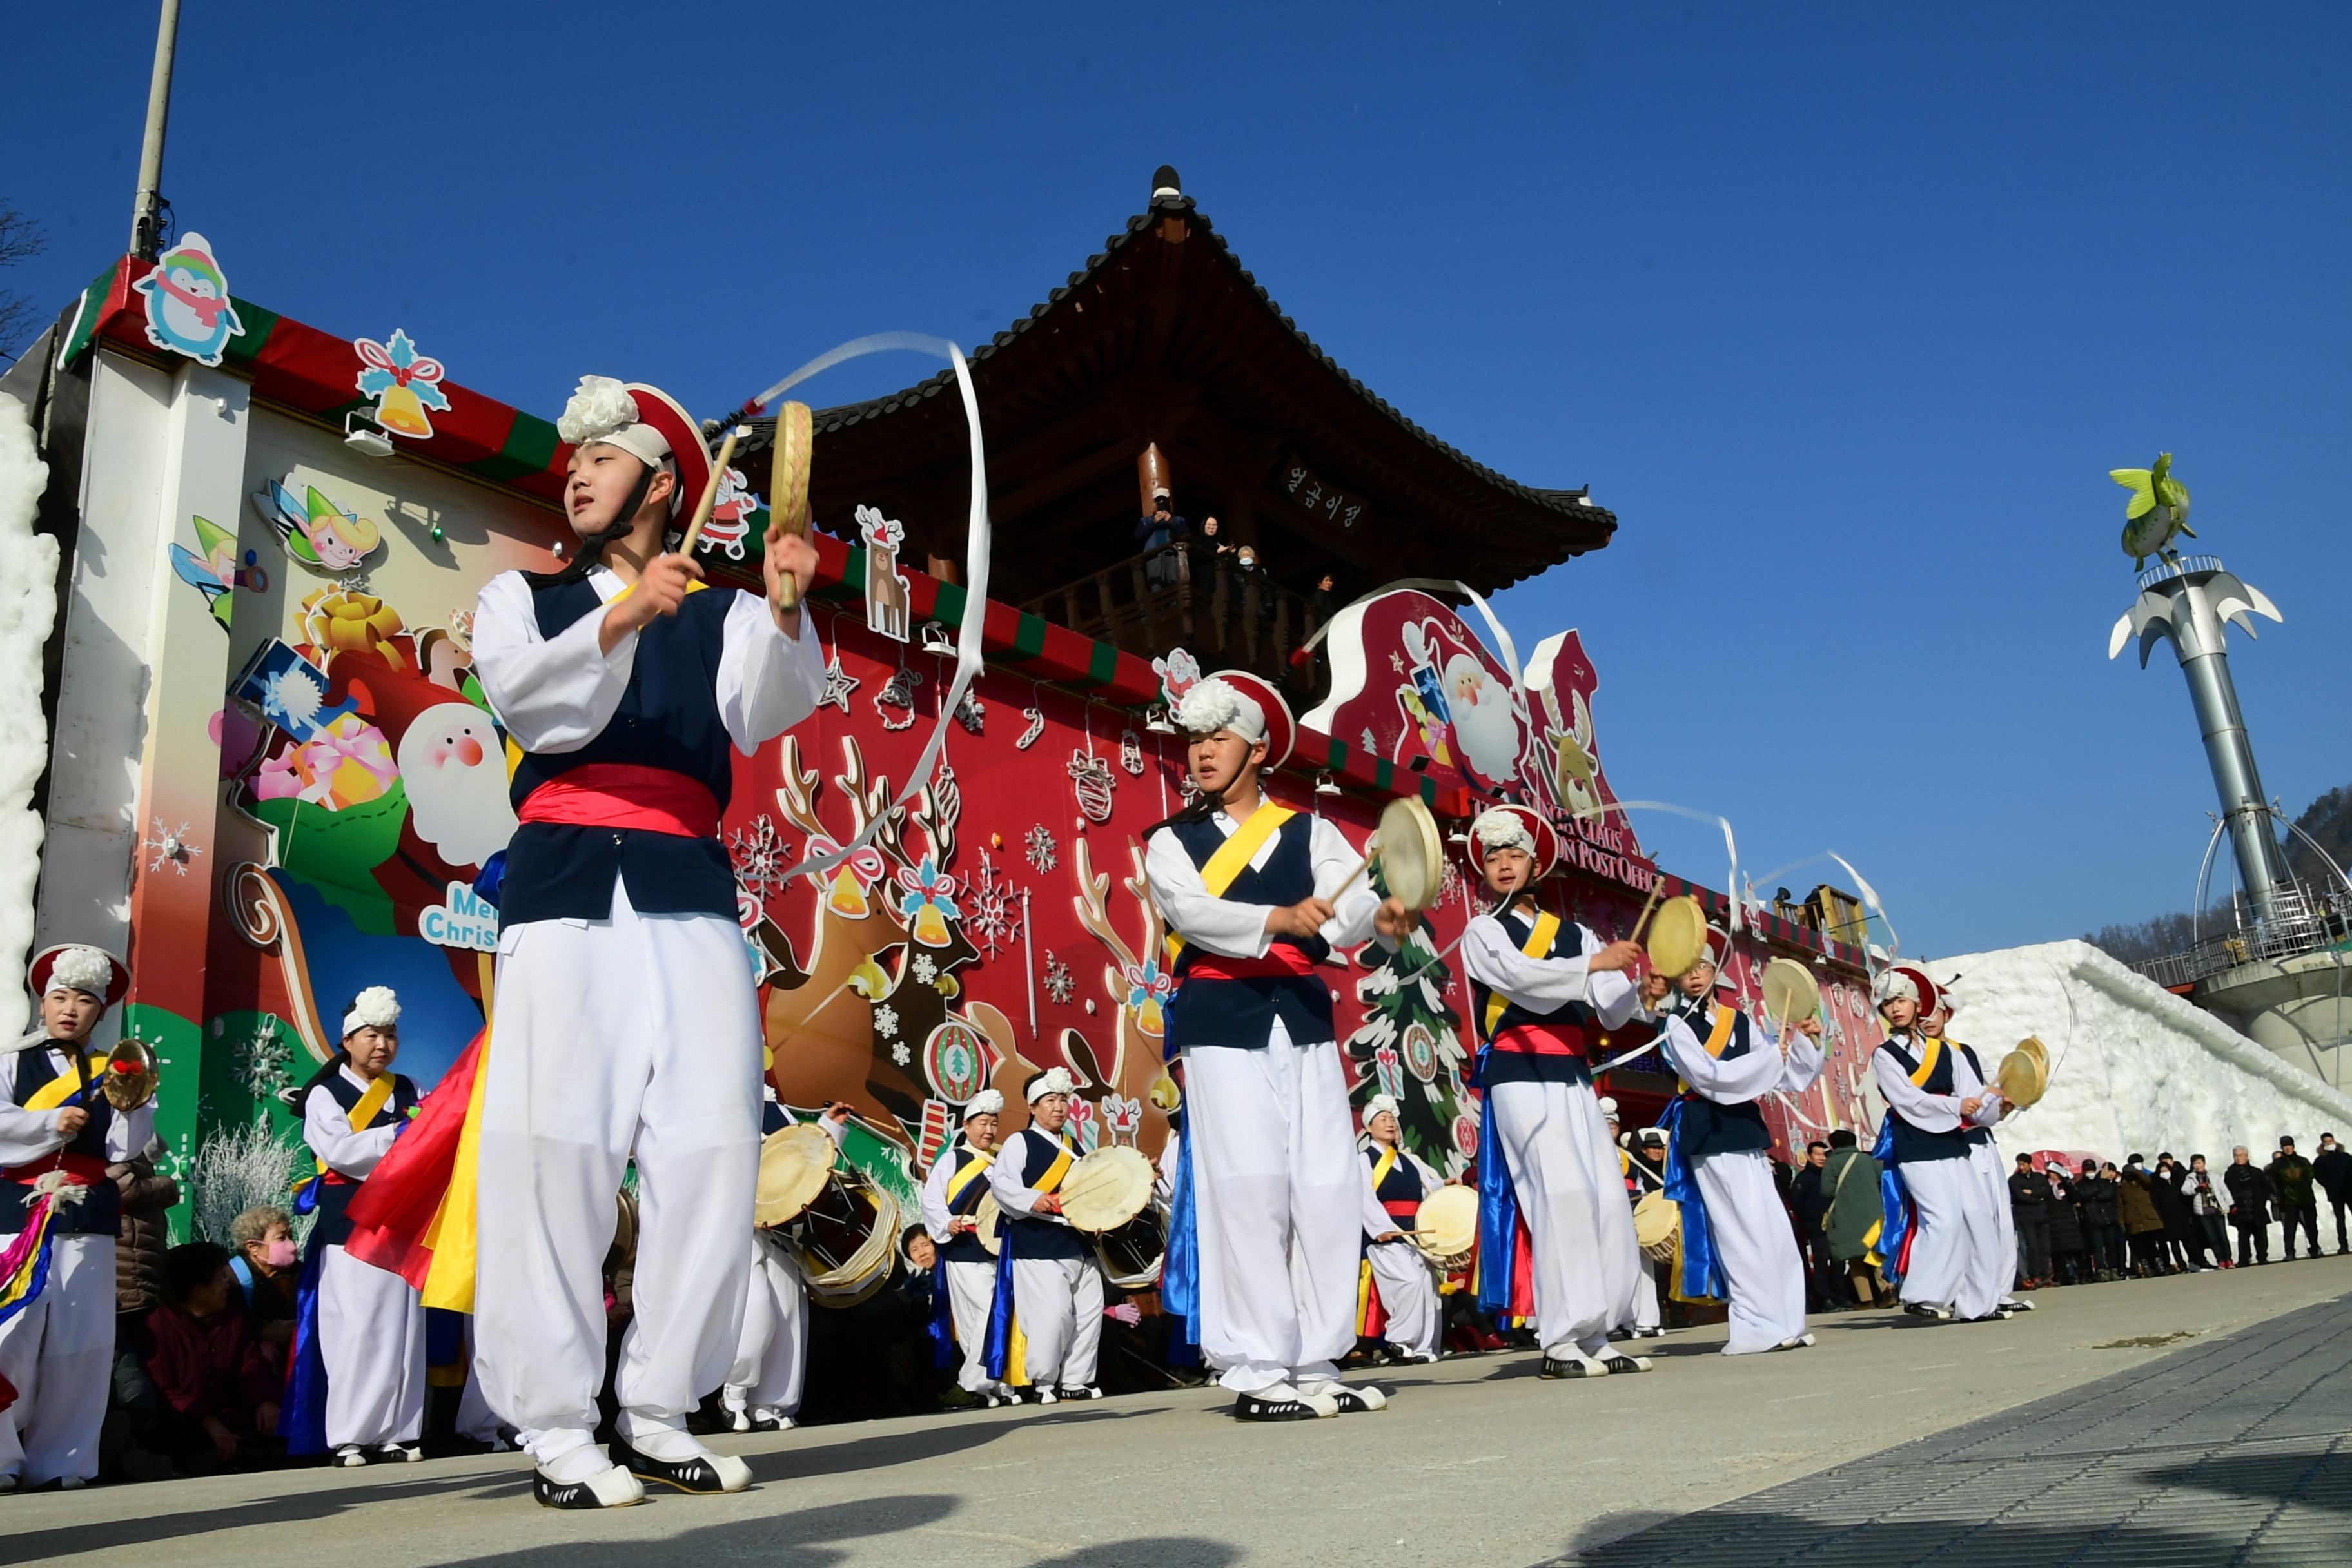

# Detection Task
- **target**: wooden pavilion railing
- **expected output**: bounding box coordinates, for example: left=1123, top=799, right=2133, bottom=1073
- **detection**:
left=1020, top=544, right=1329, bottom=690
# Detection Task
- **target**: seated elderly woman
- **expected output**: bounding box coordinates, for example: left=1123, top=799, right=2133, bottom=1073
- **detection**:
left=140, top=1243, right=280, bottom=1472
left=226, top=1205, right=300, bottom=1360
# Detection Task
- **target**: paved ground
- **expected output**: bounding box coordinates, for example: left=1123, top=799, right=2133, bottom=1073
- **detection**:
left=6, top=1256, right=2349, bottom=1568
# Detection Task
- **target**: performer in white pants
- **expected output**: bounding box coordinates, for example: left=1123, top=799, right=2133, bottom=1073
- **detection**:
left=300, top=988, right=427, bottom=1464
left=921, top=1090, right=1010, bottom=1406
left=1923, top=988, right=2029, bottom=1316
left=984, top=1070, right=1106, bottom=1400
left=467, top=377, right=823, bottom=1508
left=1639, top=936, right=1824, bottom=1355
left=1621, top=1129, right=1669, bottom=1338
left=725, top=1095, right=847, bottom=1430
left=0, top=945, right=150, bottom=1492
left=1358, top=1094, right=1443, bottom=1364
left=1459, top=806, right=1649, bottom=1380
left=1871, top=967, right=2005, bottom=1324
left=1145, top=672, right=1414, bottom=1421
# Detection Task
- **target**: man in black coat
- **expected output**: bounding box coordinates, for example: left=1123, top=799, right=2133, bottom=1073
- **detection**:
left=1788, top=1142, right=1834, bottom=1310
left=2312, top=1133, right=2352, bottom=1257
left=2266, top=1139, right=2320, bottom=1260
left=2007, top=1155, right=2053, bottom=1288
left=2224, top=1147, right=2275, bottom=1266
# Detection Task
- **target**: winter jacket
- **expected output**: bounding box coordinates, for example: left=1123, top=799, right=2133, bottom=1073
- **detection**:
left=2117, top=1169, right=2164, bottom=1235
left=111, top=1151, right=181, bottom=1314
left=2148, top=1164, right=2198, bottom=1241
left=2046, top=1177, right=2087, bottom=1251
left=2074, top=1174, right=2119, bottom=1228
left=2266, top=1152, right=2317, bottom=1211
left=1790, top=1164, right=1830, bottom=1236
left=2313, top=1146, right=2352, bottom=1205
left=1821, top=1147, right=1884, bottom=1261
left=2223, top=1161, right=2275, bottom=1224
left=2180, top=1168, right=2228, bottom=1219
left=2007, top=1168, right=2052, bottom=1217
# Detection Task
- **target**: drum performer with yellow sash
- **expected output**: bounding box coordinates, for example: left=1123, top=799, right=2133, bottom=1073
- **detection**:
left=0, top=945, right=150, bottom=1491
left=1460, top=805, right=1651, bottom=1380
left=1357, top=1094, right=1444, bottom=1365
left=1872, top=968, right=2007, bottom=1323
left=723, top=1092, right=848, bottom=1432
left=292, top=987, right=427, bottom=1465
left=1144, top=672, right=1416, bottom=1421
left=921, top=1090, right=1010, bottom=1406
left=460, top=376, right=825, bottom=1507
left=1636, top=932, right=1823, bottom=1354
left=1619, top=1127, right=1670, bottom=1340
left=984, top=1070, right=1106, bottom=1401
left=1921, top=986, right=2030, bottom=1317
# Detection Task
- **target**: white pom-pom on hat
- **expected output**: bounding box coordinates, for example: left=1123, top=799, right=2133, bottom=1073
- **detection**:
left=47, top=947, right=115, bottom=999
left=342, top=985, right=402, bottom=1038
left=1363, top=1093, right=1401, bottom=1124
left=1175, top=678, right=1263, bottom=745
left=1471, top=807, right=1533, bottom=857
left=1024, top=1066, right=1077, bottom=1103
left=558, top=375, right=672, bottom=475
left=963, top=1089, right=1005, bottom=1121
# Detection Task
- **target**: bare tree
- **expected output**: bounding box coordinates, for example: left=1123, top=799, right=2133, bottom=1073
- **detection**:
left=0, top=202, right=51, bottom=364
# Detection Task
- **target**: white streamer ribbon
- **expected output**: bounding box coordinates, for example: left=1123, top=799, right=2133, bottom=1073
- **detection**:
left=1609, top=801, right=1743, bottom=934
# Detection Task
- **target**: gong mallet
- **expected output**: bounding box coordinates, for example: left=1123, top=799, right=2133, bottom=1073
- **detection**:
left=676, top=424, right=749, bottom=560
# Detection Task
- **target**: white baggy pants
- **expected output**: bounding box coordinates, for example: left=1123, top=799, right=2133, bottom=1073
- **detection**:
left=0, top=1233, right=112, bottom=1486
left=1487, top=1079, right=1638, bottom=1358
left=476, top=879, right=764, bottom=1469
left=1008, top=1253, right=1104, bottom=1388
left=1627, top=1253, right=1663, bottom=1331
left=724, top=1230, right=808, bottom=1418
left=1971, top=1139, right=2018, bottom=1298
left=942, top=1257, right=1004, bottom=1395
left=1366, top=1240, right=1440, bottom=1358
left=1691, top=1149, right=1809, bottom=1354
left=1899, top=1156, right=2001, bottom=1320
left=320, top=1244, right=426, bottom=1447
left=1182, top=1037, right=1360, bottom=1395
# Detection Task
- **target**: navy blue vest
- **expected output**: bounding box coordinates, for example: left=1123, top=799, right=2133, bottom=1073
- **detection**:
left=938, top=1141, right=995, bottom=1264
left=1, top=1046, right=121, bottom=1235
left=306, top=1068, right=420, bottom=1248
left=1161, top=813, right=1334, bottom=1053
left=1366, top=1146, right=1426, bottom=1211
left=761, top=1099, right=790, bottom=1137
left=498, top=576, right=739, bottom=926
left=1002, top=1128, right=1088, bottom=1261
left=1672, top=1003, right=1772, bottom=1159
left=1877, top=1034, right=1973, bottom=1164
left=1469, top=905, right=1600, bottom=1088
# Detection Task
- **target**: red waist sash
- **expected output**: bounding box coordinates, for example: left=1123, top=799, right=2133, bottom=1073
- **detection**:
left=518, top=763, right=720, bottom=839
left=1489, top=1023, right=1591, bottom=1058
left=4, top=1152, right=108, bottom=1186
left=1182, top=945, right=1320, bottom=983
left=1382, top=1198, right=1420, bottom=1220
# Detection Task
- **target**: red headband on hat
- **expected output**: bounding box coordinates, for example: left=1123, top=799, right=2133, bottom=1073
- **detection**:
left=622, top=384, right=713, bottom=518
left=1204, top=668, right=1296, bottom=770
left=1469, top=804, right=1560, bottom=880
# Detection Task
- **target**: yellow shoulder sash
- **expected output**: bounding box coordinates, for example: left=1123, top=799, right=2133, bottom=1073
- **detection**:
left=1909, top=1035, right=1943, bottom=1088
left=946, top=1146, right=995, bottom=1202
left=348, top=1073, right=394, bottom=1133
left=1481, top=909, right=1563, bottom=1040
left=1674, top=1003, right=1740, bottom=1095
left=1032, top=1137, right=1075, bottom=1197
left=1369, top=1145, right=1399, bottom=1191
left=1166, top=805, right=1298, bottom=963
left=18, top=1053, right=106, bottom=1115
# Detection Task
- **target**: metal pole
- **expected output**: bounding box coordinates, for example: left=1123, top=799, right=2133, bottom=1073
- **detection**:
left=2163, top=573, right=2289, bottom=922
left=128, top=0, right=183, bottom=261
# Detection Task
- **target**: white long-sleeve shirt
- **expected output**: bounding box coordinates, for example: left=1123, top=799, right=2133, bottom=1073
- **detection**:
left=470, top=567, right=826, bottom=757
left=921, top=1136, right=995, bottom=1244
left=1362, top=1142, right=1442, bottom=1240
left=0, top=1039, right=153, bottom=1169
left=302, top=1066, right=403, bottom=1181
left=1459, top=910, right=1642, bottom=1032
left=985, top=1126, right=1080, bottom=1227
left=1872, top=1030, right=1997, bottom=1133
left=1142, top=807, right=1385, bottom=962
left=1652, top=1003, right=1825, bottom=1104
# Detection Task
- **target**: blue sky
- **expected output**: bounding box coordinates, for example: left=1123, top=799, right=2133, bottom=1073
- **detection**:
left=8, top=3, right=2347, bottom=957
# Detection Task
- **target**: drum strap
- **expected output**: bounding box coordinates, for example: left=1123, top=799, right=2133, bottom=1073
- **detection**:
left=946, top=1148, right=994, bottom=1206
left=19, top=1052, right=107, bottom=1115
left=1165, top=805, right=1297, bottom=963
left=1673, top=1004, right=1738, bottom=1095
left=1480, top=912, right=1562, bottom=1040
left=1369, top=1145, right=1398, bottom=1191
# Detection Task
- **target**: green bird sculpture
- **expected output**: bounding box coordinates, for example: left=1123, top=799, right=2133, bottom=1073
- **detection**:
left=2112, top=451, right=2195, bottom=569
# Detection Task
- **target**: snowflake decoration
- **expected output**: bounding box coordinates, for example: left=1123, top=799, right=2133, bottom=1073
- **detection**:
left=727, top=814, right=791, bottom=899
left=145, top=818, right=202, bottom=876
left=966, top=857, right=1023, bottom=959
left=1024, top=824, right=1059, bottom=874
left=818, top=651, right=859, bottom=714
left=262, top=665, right=324, bottom=734
left=1044, top=952, right=1075, bottom=1005
left=892, top=1041, right=912, bottom=1066
left=954, top=689, right=985, bottom=734
left=874, top=1003, right=901, bottom=1039
left=1438, top=858, right=1467, bottom=908
left=232, top=1024, right=293, bottom=1101
left=912, top=953, right=938, bottom=984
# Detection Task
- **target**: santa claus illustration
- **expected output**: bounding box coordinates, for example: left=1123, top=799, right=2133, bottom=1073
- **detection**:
left=398, top=702, right=517, bottom=868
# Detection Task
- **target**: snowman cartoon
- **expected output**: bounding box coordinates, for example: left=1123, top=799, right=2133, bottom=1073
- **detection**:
left=132, top=233, right=246, bottom=366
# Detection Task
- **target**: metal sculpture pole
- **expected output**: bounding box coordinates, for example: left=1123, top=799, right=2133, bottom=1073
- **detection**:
left=2110, top=555, right=2287, bottom=920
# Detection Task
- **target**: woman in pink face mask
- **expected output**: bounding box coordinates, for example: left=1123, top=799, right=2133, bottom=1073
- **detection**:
left=228, top=1204, right=301, bottom=1360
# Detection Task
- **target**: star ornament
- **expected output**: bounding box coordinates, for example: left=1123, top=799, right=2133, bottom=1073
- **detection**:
left=819, top=652, right=859, bottom=714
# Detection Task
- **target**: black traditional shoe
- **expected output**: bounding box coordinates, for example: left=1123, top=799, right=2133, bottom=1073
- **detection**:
left=1596, top=1353, right=1653, bottom=1374
left=1999, top=1297, right=2035, bottom=1312
left=1963, top=1311, right=2007, bottom=1324
left=368, top=1442, right=422, bottom=1464
left=1233, top=1389, right=1333, bottom=1421
left=1300, top=1378, right=1388, bottom=1413
left=533, top=1464, right=644, bottom=1510
left=1055, top=1384, right=1105, bottom=1401
left=1901, top=1302, right=1952, bottom=1322
left=610, top=1437, right=752, bottom=1495
left=1540, top=1353, right=1607, bottom=1378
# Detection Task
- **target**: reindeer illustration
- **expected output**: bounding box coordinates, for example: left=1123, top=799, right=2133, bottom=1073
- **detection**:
left=1064, top=834, right=1177, bottom=1160
left=857, top=505, right=912, bottom=643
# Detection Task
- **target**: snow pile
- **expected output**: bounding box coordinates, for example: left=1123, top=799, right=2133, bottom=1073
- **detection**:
left=1932, top=939, right=2352, bottom=1161
left=0, top=394, right=59, bottom=1040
